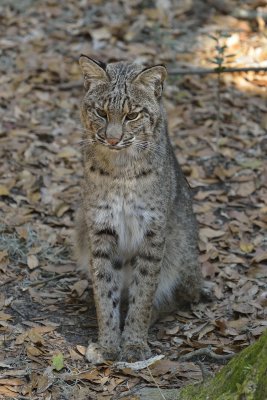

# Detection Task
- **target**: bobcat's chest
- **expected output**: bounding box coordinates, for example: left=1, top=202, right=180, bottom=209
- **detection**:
left=111, top=193, right=152, bottom=258
left=112, top=195, right=149, bottom=258
left=92, top=182, right=155, bottom=258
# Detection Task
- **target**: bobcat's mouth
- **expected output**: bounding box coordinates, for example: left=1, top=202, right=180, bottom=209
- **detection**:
left=96, top=134, right=135, bottom=150
left=108, top=142, right=133, bottom=150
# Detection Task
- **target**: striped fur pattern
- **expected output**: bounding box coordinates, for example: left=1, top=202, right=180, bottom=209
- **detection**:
left=76, top=56, right=202, bottom=363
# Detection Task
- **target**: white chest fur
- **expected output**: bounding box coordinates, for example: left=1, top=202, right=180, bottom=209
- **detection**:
left=94, top=190, right=154, bottom=259
left=114, top=193, right=155, bottom=258
left=114, top=195, right=141, bottom=258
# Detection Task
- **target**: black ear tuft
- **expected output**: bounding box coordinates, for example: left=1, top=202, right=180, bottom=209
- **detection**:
left=79, top=55, right=106, bottom=71
left=94, top=59, right=106, bottom=70
left=79, top=55, right=108, bottom=90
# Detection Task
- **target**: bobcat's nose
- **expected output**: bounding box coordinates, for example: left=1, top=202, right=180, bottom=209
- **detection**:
left=106, top=138, right=120, bottom=145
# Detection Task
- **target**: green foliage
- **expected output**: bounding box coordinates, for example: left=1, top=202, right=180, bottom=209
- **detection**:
left=207, top=32, right=234, bottom=71
left=52, top=353, right=64, bottom=372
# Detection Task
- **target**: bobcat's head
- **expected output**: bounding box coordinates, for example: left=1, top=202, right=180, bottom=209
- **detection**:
left=79, top=56, right=167, bottom=154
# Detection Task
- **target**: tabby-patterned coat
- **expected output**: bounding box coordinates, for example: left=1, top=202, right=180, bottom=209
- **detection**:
left=76, top=56, right=202, bottom=363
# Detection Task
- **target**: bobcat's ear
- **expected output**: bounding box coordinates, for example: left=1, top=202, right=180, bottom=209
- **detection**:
left=79, top=55, right=108, bottom=90
left=133, top=65, right=167, bottom=98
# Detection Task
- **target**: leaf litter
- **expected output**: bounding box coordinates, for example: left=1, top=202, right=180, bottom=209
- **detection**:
left=0, top=0, right=266, bottom=398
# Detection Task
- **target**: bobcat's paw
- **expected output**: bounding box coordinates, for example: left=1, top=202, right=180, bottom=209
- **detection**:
left=119, top=342, right=152, bottom=362
left=85, top=342, right=119, bottom=364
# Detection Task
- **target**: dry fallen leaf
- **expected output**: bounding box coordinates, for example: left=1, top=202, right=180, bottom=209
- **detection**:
left=27, top=254, right=39, bottom=270
left=28, top=329, right=44, bottom=345
left=0, top=378, right=24, bottom=386
left=0, top=386, right=19, bottom=398
left=165, top=325, right=180, bottom=335
left=232, top=303, right=255, bottom=315
left=26, top=345, right=43, bottom=357
left=0, top=185, right=10, bottom=196
left=252, top=249, right=267, bottom=263
left=236, top=181, right=256, bottom=197
left=199, top=228, right=225, bottom=242
left=71, top=280, right=88, bottom=297
left=240, top=241, right=254, bottom=253
left=0, top=311, right=12, bottom=321
left=76, top=345, right=87, bottom=356
left=228, top=318, right=249, bottom=331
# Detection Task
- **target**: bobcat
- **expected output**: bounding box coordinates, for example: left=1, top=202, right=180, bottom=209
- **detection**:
left=76, top=55, right=202, bottom=363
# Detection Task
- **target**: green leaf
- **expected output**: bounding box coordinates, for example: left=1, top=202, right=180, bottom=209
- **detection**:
left=207, top=34, right=218, bottom=41
left=214, top=66, right=226, bottom=72
left=208, top=58, right=220, bottom=65
left=215, top=45, right=227, bottom=54
left=215, top=56, right=224, bottom=64
left=52, top=353, right=64, bottom=371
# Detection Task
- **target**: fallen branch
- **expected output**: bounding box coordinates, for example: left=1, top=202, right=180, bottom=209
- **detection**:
left=168, top=66, right=267, bottom=76
left=146, top=364, right=167, bottom=400
left=232, top=9, right=267, bottom=21
left=114, top=355, right=164, bottom=371
left=37, top=66, right=267, bottom=92
left=179, top=346, right=235, bottom=362
left=0, top=278, right=14, bottom=287
left=28, top=272, right=74, bottom=287
left=195, top=361, right=213, bottom=382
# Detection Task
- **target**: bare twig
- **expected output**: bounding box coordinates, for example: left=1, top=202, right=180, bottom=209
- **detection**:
left=232, top=9, right=267, bottom=21
left=216, top=69, right=222, bottom=141
left=0, top=278, right=14, bottom=287
left=114, top=355, right=164, bottom=371
left=169, top=66, right=267, bottom=75
left=38, top=66, right=267, bottom=92
left=146, top=365, right=167, bottom=400
left=195, top=361, right=213, bottom=382
left=179, top=347, right=235, bottom=362
left=28, top=272, right=74, bottom=287
left=10, top=304, right=25, bottom=318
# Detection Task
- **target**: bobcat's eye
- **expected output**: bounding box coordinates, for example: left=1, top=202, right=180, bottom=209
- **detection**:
left=96, top=108, right=107, bottom=119
left=126, top=112, right=139, bottom=121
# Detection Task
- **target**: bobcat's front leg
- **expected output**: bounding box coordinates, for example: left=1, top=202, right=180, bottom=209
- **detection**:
left=86, top=228, right=122, bottom=364
left=120, top=231, right=165, bottom=362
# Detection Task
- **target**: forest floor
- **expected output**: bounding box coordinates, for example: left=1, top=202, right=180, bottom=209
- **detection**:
left=0, top=0, right=266, bottom=399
